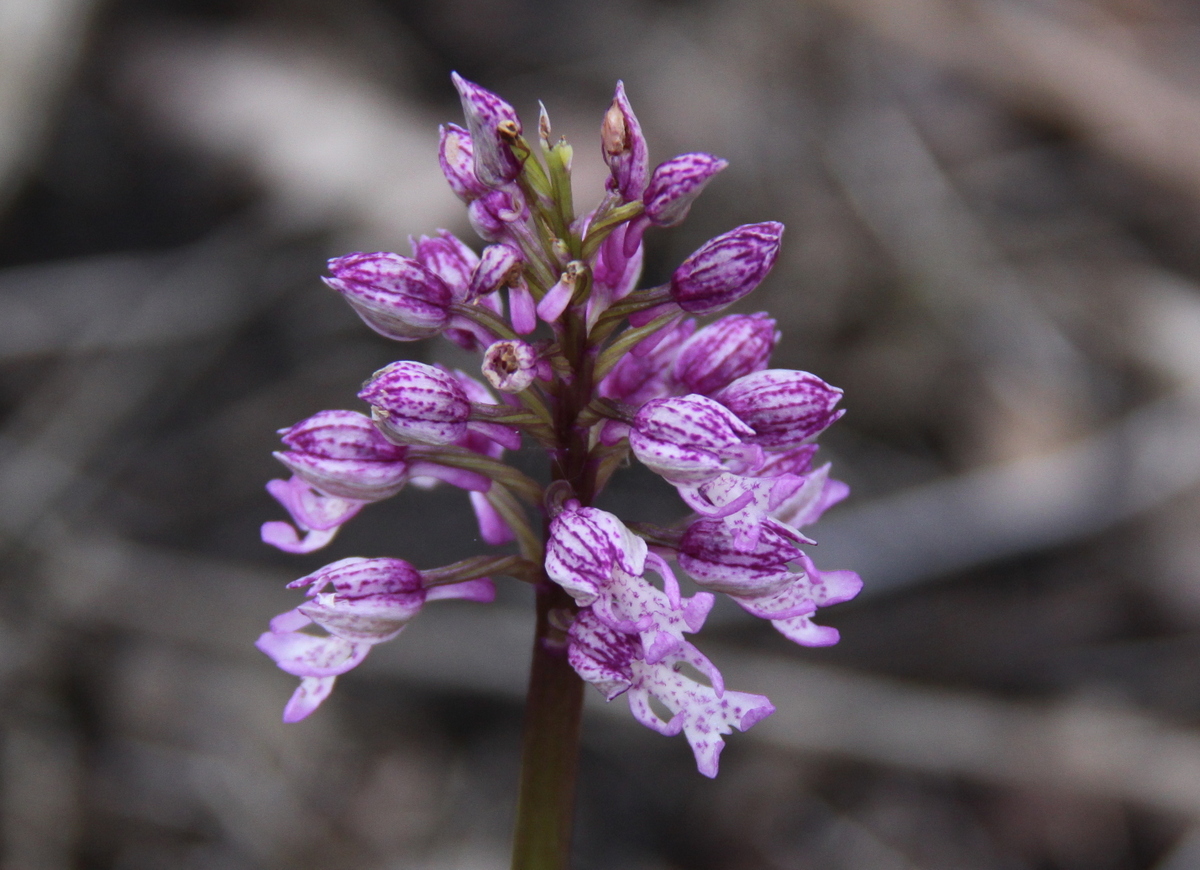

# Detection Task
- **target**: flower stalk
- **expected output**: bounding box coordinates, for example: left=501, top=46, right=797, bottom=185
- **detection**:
left=254, top=74, right=861, bottom=870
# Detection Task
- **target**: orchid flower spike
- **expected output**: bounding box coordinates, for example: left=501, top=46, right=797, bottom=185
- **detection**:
left=259, top=73, right=859, bottom=799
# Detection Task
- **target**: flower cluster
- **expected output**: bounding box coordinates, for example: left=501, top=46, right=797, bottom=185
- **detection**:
left=258, top=74, right=860, bottom=777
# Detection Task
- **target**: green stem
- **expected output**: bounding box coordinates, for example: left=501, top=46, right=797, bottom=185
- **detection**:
left=510, top=582, right=584, bottom=870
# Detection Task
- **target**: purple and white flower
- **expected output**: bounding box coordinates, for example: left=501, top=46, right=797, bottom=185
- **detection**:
left=568, top=609, right=773, bottom=777
left=644, top=152, right=728, bottom=227
left=673, top=312, right=778, bottom=396
left=716, top=369, right=845, bottom=449
left=670, top=222, right=784, bottom=315
left=324, top=251, right=453, bottom=341
left=452, top=73, right=525, bottom=187
left=629, top=395, right=763, bottom=484
left=258, top=557, right=495, bottom=720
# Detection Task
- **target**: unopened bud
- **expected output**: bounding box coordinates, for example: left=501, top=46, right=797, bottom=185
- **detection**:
left=670, top=222, right=783, bottom=315
left=674, top=313, right=778, bottom=395
left=716, top=370, right=844, bottom=449
left=359, top=361, right=471, bottom=446
left=452, top=72, right=525, bottom=187
left=644, top=153, right=728, bottom=227
left=324, top=252, right=453, bottom=341
left=601, top=81, right=648, bottom=202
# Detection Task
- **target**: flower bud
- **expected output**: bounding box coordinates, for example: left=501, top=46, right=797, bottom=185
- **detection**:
left=716, top=369, right=844, bottom=449
left=629, top=395, right=763, bottom=484
left=469, top=244, right=524, bottom=299
left=274, top=410, right=411, bottom=501
left=601, top=81, right=649, bottom=201
left=324, top=252, right=453, bottom=341
left=359, top=361, right=471, bottom=446
left=482, top=339, right=539, bottom=392
left=644, top=153, right=728, bottom=227
left=452, top=72, right=525, bottom=187
left=678, top=519, right=801, bottom=596
left=438, top=123, right=489, bottom=202
left=670, top=222, right=784, bottom=314
left=673, top=313, right=778, bottom=395
left=411, top=231, right=479, bottom=302
left=468, top=188, right=526, bottom=242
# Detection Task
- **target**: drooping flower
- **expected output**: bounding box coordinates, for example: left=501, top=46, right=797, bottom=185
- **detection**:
left=678, top=519, right=861, bottom=647
left=546, top=504, right=712, bottom=663
left=258, top=558, right=495, bottom=720
left=261, top=475, right=364, bottom=554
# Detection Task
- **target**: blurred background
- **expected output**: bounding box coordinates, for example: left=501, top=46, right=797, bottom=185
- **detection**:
left=8, top=0, right=1200, bottom=867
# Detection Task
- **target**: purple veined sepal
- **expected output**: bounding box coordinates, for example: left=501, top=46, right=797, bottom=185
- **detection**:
left=601, top=81, right=649, bottom=202
left=644, top=152, right=729, bottom=227
left=677, top=517, right=803, bottom=596
left=274, top=407, right=493, bottom=494
left=544, top=504, right=713, bottom=663
left=628, top=395, right=764, bottom=484
left=673, top=313, right=779, bottom=396
left=273, top=409, right=411, bottom=501
left=359, top=361, right=519, bottom=451
left=567, top=609, right=773, bottom=778
left=670, top=222, right=784, bottom=315
left=715, top=369, right=845, bottom=449
left=544, top=503, right=647, bottom=605
left=324, top=252, right=454, bottom=341
left=258, top=557, right=497, bottom=721
left=411, top=230, right=480, bottom=303
left=452, top=72, right=525, bottom=188
left=261, top=475, right=365, bottom=554
left=439, top=123, right=489, bottom=202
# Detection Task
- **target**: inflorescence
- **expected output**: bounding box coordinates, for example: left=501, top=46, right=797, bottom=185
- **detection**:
left=256, top=74, right=861, bottom=778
